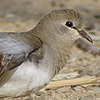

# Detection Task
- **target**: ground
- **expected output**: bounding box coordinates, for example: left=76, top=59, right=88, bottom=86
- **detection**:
left=0, top=0, right=100, bottom=100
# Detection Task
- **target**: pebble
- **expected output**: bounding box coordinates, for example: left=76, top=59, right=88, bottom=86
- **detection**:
left=73, top=86, right=82, bottom=91
left=52, top=72, right=79, bottom=81
left=56, top=87, right=70, bottom=93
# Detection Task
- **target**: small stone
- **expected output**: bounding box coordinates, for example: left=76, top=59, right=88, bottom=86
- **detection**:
left=73, top=86, right=82, bottom=91
left=52, top=72, right=79, bottom=81
left=39, top=88, right=47, bottom=94
left=56, top=87, right=70, bottom=93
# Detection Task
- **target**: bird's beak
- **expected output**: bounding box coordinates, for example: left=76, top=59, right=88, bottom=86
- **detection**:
left=78, top=30, right=93, bottom=43
left=73, top=27, right=93, bottom=43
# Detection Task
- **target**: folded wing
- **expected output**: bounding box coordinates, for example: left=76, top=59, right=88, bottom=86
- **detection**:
left=0, top=32, right=42, bottom=85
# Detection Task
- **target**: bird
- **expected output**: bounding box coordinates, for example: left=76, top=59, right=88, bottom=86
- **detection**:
left=0, top=8, right=93, bottom=98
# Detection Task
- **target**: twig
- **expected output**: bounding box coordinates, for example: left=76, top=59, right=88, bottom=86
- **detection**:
left=45, top=76, right=97, bottom=90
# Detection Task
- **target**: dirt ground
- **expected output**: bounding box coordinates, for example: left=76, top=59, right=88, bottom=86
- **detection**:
left=0, top=0, right=100, bottom=100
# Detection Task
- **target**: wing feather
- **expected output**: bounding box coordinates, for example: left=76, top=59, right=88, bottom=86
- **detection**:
left=0, top=31, right=42, bottom=83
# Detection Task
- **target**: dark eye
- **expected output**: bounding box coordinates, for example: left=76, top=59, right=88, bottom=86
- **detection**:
left=65, top=21, right=73, bottom=27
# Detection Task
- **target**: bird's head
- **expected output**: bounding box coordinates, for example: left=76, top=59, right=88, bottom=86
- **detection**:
left=35, top=8, right=93, bottom=48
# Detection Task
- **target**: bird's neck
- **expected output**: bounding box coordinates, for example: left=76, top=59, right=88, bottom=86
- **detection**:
left=28, top=25, right=74, bottom=76
left=37, top=42, right=73, bottom=78
left=50, top=42, right=72, bottom=74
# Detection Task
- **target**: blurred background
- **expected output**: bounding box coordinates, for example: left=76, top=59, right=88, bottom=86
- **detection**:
left=1, top=0, right=100, bottom=100
left=0, top=0, right=100, bottom=31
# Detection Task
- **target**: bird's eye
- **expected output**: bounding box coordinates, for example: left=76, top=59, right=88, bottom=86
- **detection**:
left=65, top=21, right=73, bottom=27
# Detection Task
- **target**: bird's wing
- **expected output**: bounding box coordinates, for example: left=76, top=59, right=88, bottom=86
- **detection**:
left=0, top=53, right=26, bottom=78
left=0, top=32, right=42, bottom=80
left=0, top=32, right=42, bottom=54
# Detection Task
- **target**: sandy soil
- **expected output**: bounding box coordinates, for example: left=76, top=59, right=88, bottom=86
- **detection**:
left=0, top=0, right=100, bottom=100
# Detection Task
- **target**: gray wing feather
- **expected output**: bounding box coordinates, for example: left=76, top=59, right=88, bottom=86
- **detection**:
left=0, top=32, right=42, bottom=54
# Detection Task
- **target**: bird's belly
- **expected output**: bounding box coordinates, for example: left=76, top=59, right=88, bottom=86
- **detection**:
left=0, top=61, right=51, bottom=98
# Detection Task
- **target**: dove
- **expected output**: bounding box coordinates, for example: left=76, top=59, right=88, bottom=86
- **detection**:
left=0, top=8, right=92, bottom=98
